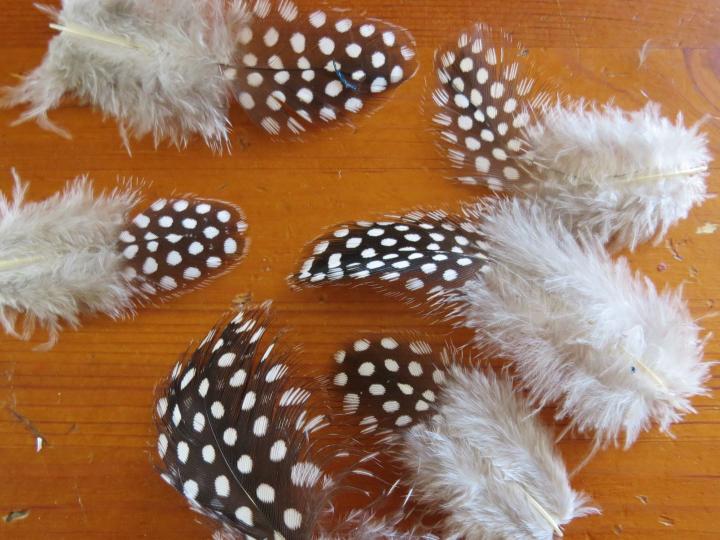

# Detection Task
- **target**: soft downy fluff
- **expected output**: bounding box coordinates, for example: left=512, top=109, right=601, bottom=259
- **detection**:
left=2, top=0, right=418, bottom=149
left=332, top=336, right=596, bottom=539
left=1, top=0, right=243, bottom=150
left=0, top=171, right=248, bottom=347
left=155, top=302, right=427, bottom=539
left=456, top=198, right=710, bottom=450
left=290, top=198, right=710, bottom=450
left=431, top=23, right=711, bottom=250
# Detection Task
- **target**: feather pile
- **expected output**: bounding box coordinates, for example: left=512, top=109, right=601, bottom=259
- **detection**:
left=0, top=171, right=247, bottom=347
left=332, top=336, right=596, bottom=538
left=2, top=0, right=418, bottom=150
left=155, top=301, right=426, bottom=539
left=290, top=197, right=710, bottom=450
left=432, top=24, right=711, bottom=250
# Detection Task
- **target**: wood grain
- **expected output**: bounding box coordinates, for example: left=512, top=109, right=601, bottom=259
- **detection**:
left=0, top=0, right=718, bottom=538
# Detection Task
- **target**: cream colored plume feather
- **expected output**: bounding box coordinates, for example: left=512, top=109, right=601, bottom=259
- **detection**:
left=402, top=366, right=596, bottom=539
left=432, top=24, right=711, bottom=250
left=1, top=0, right=244, bottom=150
left=457, top=198, right=711, bottom=449
left=0, top=171, right=139, bottom=348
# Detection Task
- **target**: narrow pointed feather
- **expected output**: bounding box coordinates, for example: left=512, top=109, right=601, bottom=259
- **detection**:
left=0, top=0, right=242, bottom=150
left=455, top=198, right=711, bottom=449
left=155, top=302, right=416, bottom=539
left=333, top=338, right=596, bottom=539
left=290, top=210, right=489, bottom=307
left=234, top=0, right=418, bottom=136
left=0, top=173, right=248, bottom=346
left=433, top=24, right=711, bottom=250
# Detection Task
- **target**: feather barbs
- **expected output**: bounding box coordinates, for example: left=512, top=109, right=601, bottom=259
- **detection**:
left=0, top=171, right=249, bottom=347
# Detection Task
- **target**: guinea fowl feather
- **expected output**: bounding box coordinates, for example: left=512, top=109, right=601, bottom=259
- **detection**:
left=1, top=0, right=418, bottom=150
left=431, top=23, right=711, bottom=250
left=155, top=302, right=425, bottom=539
left=332, top=337, right=596, bottom=539
left=291, top=197, right=710, bottom=450
left=0, top=171, right=248, bottom=347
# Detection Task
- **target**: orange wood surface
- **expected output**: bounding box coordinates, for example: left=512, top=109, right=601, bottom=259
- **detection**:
left=0, top=0, right=718, bottom=538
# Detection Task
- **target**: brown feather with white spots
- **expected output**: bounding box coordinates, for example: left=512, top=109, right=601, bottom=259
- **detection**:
left=155, top=302, right=419, bottom=539
left=234, top=0, right=418, bottom=136
left=332, top=337, right=596, bottom=539
left=432, top=23, right=551, bottom=190
left=121, top=197, right=248, bottom=297
left=290, top=210, right=489, bottom=309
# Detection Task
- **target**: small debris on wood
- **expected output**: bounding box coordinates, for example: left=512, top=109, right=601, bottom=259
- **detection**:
left=3, top=509, right=30, bottom=523
left=696, top=222, right=718, bottom=235
left=4, top=405, right=47, bottom=452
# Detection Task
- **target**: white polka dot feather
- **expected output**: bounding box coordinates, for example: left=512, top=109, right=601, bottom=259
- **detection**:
left=234, top=0, right=418, bottom=136
left=0, top=172, right=247, bottom=348
left=333, top=337, right=597, bottom=538
left=155, top=302, right=418, bottom=539
left=291, top=209, right=489, bottom=309
left=121, top=195, right=248, bottom=298
left=433, top=23, right=711, bottom=251
left=1, top=0, right=418, bottom=149
left=332, top=336, right=447, bottom=434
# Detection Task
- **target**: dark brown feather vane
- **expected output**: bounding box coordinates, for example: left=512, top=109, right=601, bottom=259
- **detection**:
left=233, top=0, right=418, bottom=136
left=432, top=24, right=551, bottom=189
left=332, top=336, right=450, bottom=435
left=155, top=302, right=339, bottom=539
left=290, top=210, right=489, bottom=309
left=120, top=197, right=247, bottom=298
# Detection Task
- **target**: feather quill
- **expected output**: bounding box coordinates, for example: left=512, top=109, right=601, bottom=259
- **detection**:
left=290, top=198, right=710, bottom=449
left=332, top=337, right=596, bottom=539
left=154, top=301, right=426, bottom=539
left=2, top=0, right=417, bottom=149
left=0, top=171, right=248, bottom=347
left=432, top=24, right=711, bottom=250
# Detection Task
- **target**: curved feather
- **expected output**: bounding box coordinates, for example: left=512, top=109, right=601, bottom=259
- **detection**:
left=290, top=210, right=489, bottom=309
left=332, top=336, right=596, bottom=539
left=155, top=302, right=419, bottom=539
left=233, top=0, right=418, bottom=136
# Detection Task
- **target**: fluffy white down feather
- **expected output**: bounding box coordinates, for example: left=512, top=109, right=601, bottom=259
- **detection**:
left=400, top=364, right=595, bottom=540
left=1, top=0, right=247, bottom=150
left=457, top=198, right=710, bottom=448
left=520, top=101, right=710, bottom=250
left=0, top=171, right=139, bottom=347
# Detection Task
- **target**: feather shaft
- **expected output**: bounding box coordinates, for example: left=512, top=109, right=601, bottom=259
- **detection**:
left=524, top=490, right=563, bottom=537
left=0, top=255, right=46, bottom=271
left=49, top=22, right=144, bottom=51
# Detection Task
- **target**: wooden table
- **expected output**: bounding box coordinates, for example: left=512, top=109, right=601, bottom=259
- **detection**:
left=0, top=0, right=718, bottom=538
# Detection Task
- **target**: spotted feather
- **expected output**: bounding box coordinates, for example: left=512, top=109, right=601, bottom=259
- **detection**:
left=155, top=302, right=402, bottom=539
left=120, top=197, right=247, bottom=298
left=432, top=24, right=551, bottom=189
left=291, top=210, right=489, bottom=306
left=332, top=336, right=449, bottom=435
left=233, top=0, right=418, bottom=135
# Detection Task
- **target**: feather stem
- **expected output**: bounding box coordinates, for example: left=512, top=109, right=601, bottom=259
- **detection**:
left=0, top=256, right=46, bottom=271
left=622, top=349, right=667, bottom=389
left=49, top=23, right=146, bottom=52
left=619, top=165, right=709, bottom=183
left=523, top=488, right=564, bottom=537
